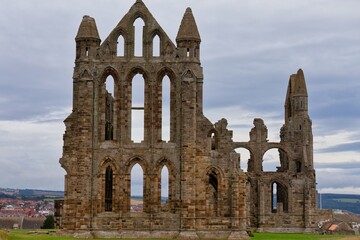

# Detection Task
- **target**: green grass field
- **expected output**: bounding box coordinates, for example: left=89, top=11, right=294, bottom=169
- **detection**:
left=334, top=198, right=360, bottom=203
left=0, top=230, right=356, bottom=240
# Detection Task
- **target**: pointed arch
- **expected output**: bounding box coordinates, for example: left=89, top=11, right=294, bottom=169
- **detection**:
left=125, top=157, right=147, bottom=212
left=105, top=166, right=113, bottom=211
left=161, top=75, right=170, bottom=142
left=157, top=68, right=176, bottom=142
left=131, top=73, right=145, bottom=142
left=117, top=34, right=125, bottom=57
left=152, top=34, right=160, bottom=57
left=98, top=157, right=117, bottom=212
left=133, top=17, right=145, bottom=57
left=204, top=167, right=223, bottom=217
left=155, top=158, right=175, bottom=210
left=100, top=67, right=120, bottom=141
left=160, top=165, right=169, bottom=203
left=271, top=180, right=289, bottom=213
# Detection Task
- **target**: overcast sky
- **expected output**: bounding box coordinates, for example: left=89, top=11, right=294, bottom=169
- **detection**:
left=0, top=0, right=359, bottom=195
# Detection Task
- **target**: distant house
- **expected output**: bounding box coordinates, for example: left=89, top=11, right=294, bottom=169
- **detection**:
left=5, top=205, right=14, bottom=210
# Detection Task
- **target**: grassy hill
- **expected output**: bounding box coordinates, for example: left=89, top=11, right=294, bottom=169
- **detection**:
left=319, top=193, right=360, bottom=215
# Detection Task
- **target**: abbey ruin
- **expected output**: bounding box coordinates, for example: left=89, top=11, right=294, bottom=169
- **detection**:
left=59, top=1, right=318, bottom=239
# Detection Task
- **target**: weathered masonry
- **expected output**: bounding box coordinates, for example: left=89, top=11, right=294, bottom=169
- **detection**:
left=59, top=0, right=318, bottom=239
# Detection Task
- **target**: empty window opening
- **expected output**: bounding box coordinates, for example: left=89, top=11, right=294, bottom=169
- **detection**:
left=131, top=74, right=145, bottom=142
left=262, top=149, right=281, bottom=172
left=117, top=35, right=125, bottom=56
left=162, top=75, right=170, bottom=142
left=85, top=47, right=89, bottom=57
left=271, top=182, right=288, bottom=213
left=130, top=163, right=144, bottom=212
left=296, top=161, right=302, bottom=173
left=105, top=166, right=113, bottom=212
left=134, top=18, right=145, bottom=57
left=208, top=171, right=219, bottom=217
left=210, top=132, right=216, bottom=150
left=272, top=182, right=277, bottom=213
left=152, top=34, right=160, bottom=57
left=235, top=148, right=251, bottom=172
left=160, top=165, right=169, bottom=206
left=105, top=76, right=115, bottom=140
left=186, top=48, right=190, bottom=57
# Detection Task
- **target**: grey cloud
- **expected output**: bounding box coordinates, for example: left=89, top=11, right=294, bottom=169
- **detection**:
left=315, top=162, right=360, bottom=170
left=317, top=142, right=360, bottom=153
left=0, top=0, right=359, bottom=193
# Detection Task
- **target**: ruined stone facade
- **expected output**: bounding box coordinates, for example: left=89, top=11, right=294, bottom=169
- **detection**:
left=59, top=1, right=318, bottom=238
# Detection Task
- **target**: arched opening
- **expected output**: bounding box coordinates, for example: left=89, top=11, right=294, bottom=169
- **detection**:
left=271, top=181, right=288, bottom=213
left=263, top=148, right=288, bottom=172
left=271, top=182, right=277, bottom=213
left=210, top=132, right=216, bottom=150
left=105, top=75, right=115, bottom=140
left=131, top=74, right=145, bottom=143
left=160, top=165, right=169, bottom=206
left=152, top=34, right=160, bottom=57
left=207, top=170, right=219, bottom=217
left=105, top=166, right=113, bottom=212
left=162, top=75, right=170, bottom=142
left=134, top=18, right=145, bottom=57
left=117, top=34, right=125, bottom=57
left=85, top=47, right=89, bottom=57
left=262, top=148, right=281, bottom=172
left=130, top=163, right=144, bottom=212
left=235, top=148, right=252, bottom=172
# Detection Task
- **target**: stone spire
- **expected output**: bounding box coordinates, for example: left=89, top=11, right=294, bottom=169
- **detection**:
left=76, top=15, right=100, bottom=41
left=285, top=69, right=309, bottom=121
left=294, top=69, right=308, bottom=96
left=176, top=8, right=201, bottom=43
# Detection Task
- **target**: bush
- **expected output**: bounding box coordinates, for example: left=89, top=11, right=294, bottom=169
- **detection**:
left=41, top=215, right=55, bottom=229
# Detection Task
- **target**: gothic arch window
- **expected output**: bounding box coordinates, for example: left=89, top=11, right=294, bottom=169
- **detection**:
left=133, top=18, right=145, bottom=57
left=207, top=170, right=219, bottom=217
left=105, top=75, right=115, bottom=140
left=105, top=166, right=113, bottom=212
left=160, top=165, right=169, bottom=206
left=207, top=130, right=218, bottom=150
left=130, top=163, right=144, bottom=212
left=131, top=73, right=145, bottom=142
left=162, top=75, right=170, bottom=142
left=152, top=34, right=160, bottom=57
left=117, top=34, right=125, bottom=57
left=271, top=181, right=288, bottom=213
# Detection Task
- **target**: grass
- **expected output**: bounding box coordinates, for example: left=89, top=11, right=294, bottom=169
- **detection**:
left=0, top=230, right=356, bottom=240
left=252, top=233, right=349, bottom=239
left=334, top=198, right=360, bottom=203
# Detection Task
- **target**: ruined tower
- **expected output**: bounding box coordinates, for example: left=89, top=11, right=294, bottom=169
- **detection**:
left=59, top=1, right=317, bottom=238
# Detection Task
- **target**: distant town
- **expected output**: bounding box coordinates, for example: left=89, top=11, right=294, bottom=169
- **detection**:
left=0, top=187, right=148, bottom=218
left=1, top=187, right=359, bottom=233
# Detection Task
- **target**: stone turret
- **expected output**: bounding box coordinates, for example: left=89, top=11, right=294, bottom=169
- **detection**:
left=176, top=8, right=201, bottom=60
left=285, top=69, right=309, bottom=121
left=75, top=15, right=101, bottom=60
